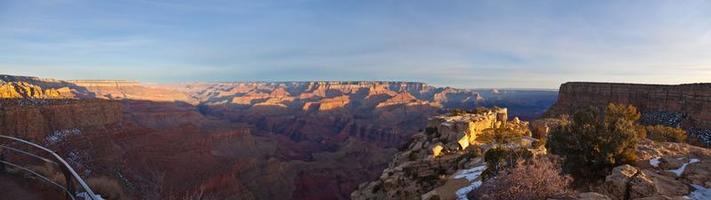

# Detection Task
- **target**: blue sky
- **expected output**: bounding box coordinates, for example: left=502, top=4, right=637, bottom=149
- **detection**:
left=1, top=0, right=710, bottom=88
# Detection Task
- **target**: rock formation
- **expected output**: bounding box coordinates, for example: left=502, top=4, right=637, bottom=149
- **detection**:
left=351, top=108, right=535, bottom=200
left=0, top=76, right=122, bottom=141
left=596, top=139, right=711, bottom=200
left=547, top=82, right=711, bottom=128
left=69, top=80, right=193, bottom=103
left=546, top=82, right=711, bottom=145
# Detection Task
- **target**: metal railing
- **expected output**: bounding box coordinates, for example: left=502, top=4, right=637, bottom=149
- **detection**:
left=0, top=135, right=101, bottom=200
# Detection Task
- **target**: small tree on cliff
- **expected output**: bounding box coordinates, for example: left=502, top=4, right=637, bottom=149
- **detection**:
left=547, top=103, right=640, bottom=181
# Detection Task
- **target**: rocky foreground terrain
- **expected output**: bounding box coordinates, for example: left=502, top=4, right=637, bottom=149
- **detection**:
left=351, top=108, right=537, bottom=200
left=0, top=75, right=555, bottom=199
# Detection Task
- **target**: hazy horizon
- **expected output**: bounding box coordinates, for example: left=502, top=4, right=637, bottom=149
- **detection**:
left=2, top=0, right=711, bottom=88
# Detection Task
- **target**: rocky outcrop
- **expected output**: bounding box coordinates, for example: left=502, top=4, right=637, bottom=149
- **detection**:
left=351, top=108, right=534, bottom=200
left=426, top=108, right=509, bottom=152
left=0, top=75, right=94, bottom=99
left=591, top=139, right=711, bottom=200
left=0, top=81, right=74, bottom=99
left=603, top=164, right=691, bottom=200
left=0, top=76, right=123, bottom=141
left=318, top=95, right=351, bottom=111
left=546, top=82, right=711, bottom=129
left=546, top=82, right=711, bottom=146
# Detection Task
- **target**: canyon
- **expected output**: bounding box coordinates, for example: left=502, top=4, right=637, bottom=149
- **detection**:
left=3, top=76, right=709, bottom=199
left=0, top=75, right=556, bottom=199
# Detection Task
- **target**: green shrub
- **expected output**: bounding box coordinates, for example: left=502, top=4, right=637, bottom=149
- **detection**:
left=547, top=104, right=640, bottom=181
left=645, top=125, right=687, bottom=143
left=481, top=147, right=533, bottom=180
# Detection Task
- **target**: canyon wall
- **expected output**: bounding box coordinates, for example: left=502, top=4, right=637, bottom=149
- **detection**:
left=68, top=80, right=193, bottom=103
left=546, top=82, right=711, bottom=128
left=0, top=100, right=122, bottom=141
left=1, top=77, right=123, bottom=141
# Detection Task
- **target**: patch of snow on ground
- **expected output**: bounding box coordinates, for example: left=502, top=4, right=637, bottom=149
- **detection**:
left=453, top=165, right=487, bottom=200
left=667, top=158, right=700, bottom=177
left=649, top=158, right=660, bottom=167
left=454, top=165, right=487, bottom=181
left=685, top=184, right=711, bottom=200
left=456, top=180, right=482, bottom=200
left=45, top=128, right=81, bottom=145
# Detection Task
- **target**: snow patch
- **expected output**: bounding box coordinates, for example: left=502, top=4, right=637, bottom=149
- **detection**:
left=453, top=165, right=487, bottom=200
left=45, top=128, right=81, bottom=145
left=456, top=180, right=482, bottom=200
left=649, top=158, right=660, bottom=167
left=667, top=158, right=700, bottom=177
left=685, top=184, right=711, bottom=200
left=454, top=165, right=487, bottom=181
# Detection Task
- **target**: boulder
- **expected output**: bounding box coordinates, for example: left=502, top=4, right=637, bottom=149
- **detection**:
left=642, top=169, right=688, bottom=197
left=605, top=164, right=640, bottom=199
left=628, top=171, right=656, bottom=199
left=604, top=165, right=691, bottom=200
left=658, top=157, right=685, bottom=170
left=682, top=159, right=711, bottom=188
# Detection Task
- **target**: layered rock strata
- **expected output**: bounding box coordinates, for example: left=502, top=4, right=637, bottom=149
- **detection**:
left=546, top=82, right=711, bottom=129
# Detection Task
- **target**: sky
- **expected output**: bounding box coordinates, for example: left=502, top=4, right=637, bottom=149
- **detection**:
left=1, top=0, right=710, bottom=89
